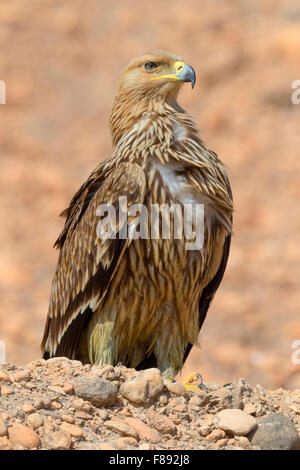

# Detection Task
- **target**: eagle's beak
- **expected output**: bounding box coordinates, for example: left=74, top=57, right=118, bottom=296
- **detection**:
left=151, top=61, right=196, bottom=89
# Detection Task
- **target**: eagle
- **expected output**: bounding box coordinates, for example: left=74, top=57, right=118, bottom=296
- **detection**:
left=42, top=51, right=233, bottom=381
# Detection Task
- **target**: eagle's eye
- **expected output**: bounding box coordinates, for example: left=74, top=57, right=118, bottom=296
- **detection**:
left=144, top=62, right=158, bottom=71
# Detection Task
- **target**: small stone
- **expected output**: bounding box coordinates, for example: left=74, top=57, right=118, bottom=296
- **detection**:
left=206, top=429, right=226, bottom=442
left=124, top=417, right=160, bottom=443
left=120, top=377, right=148, bottom=404
left=235, top=436, right=251, bottom=449
left=48, top=385, right=66, bottom=395
left=75, top=378, right=117, bottom=406
left=61, top=422, right=83, bottom=438
left=62, top=415, right=74, bottom=424
left=148, top=410, right=176, bottom=435
left=139, top=442, right=151, bottom=450
left=243, top=403, right=257, bottom=415
left=159, top=395, right=169, bottom=405
left=104, top=420, right=140, bottom=440
left=22, top=403, right=34, bottom=413
left=189, top=392, right=208, bottom=407
left=63, top=383, right=74, bottom=394
left=216, top=409, right=257, bottom=436
left=27, top=413, right=44, bottom=430
left=165, top=381, right=187, bottom=396
left=0, top=385, right=13, bottom=396
left=97, top=410, right=109, bottom=421
left=8, top=423, right=40, bottom=449
left=0, top=370, right=10, bottom=382
left=13, top=371, right=30, bottom=382
left=0, top=416, right=7, bottom=437
left=0, top=437, right=13, bottom=450
left=72, top=398, right=86, bottom=411
left=116, top=437, right=138, bottom=448
left=142, top=368, right=164, bottom=398
left=42, top=430, right=72, bottom=450
left=248, top=413, right=300, bottom=450
left=99, top=441, right=117, bottom=450
left=51, top=401, right=62, bottom=409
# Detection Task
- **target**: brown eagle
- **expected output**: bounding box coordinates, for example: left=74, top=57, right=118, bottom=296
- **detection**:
left=42, top=51, right=233, bottom=380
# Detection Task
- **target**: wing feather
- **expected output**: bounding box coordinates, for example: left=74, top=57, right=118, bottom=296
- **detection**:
left=42, top=162, right=146, bottom=358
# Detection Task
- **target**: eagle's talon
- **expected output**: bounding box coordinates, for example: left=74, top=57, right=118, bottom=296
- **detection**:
left=182, top=371, right=208, bottom=392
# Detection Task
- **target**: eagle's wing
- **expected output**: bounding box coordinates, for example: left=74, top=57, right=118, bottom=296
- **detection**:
left=182, top=154, right=233, bottom=365
left=42, top=161, right=146, bottom=359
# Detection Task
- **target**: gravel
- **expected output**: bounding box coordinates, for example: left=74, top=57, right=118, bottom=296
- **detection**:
left=0, top=359, right=300, bottom=450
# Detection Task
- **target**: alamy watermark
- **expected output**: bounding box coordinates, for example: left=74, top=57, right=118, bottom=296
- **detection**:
left=96, top=197, right=204, bottom=250
left=0, top=80, right=6, bottom=104
left=291, top=80, right=300, bottom=104
left=291, top=340, right=300, bottom=365
left=0, top=340, right=6, bottom=364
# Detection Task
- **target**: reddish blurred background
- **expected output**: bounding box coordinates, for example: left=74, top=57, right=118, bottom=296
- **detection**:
left=1, top=0, right=300, bottom=389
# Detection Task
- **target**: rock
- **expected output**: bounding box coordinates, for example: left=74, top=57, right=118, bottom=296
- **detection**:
left=48, top=385, right=66, bottom=395
left=0, top=385, right=13, bottom=396
left=124, top=417, right=160, bottom=443
left=139, top=442, right=152, bottom=450
left=0, top=437, right=13, bottom=450
left=22, top=403, right=34, bottom=413
left=120, top=369, right=164, bottom=404
left=8, top=423, right=40, bottom=449
left=120, top=377, right=148, bottom=404
left=63, top=383, right=74, bottom=394
left=0, top=416, right=7, bottom=436
left=104, top=420, right=140, bottom=440
left=42, top=430, right=72, bottom=450
left=62, top=415, right=74, bottom=424
left=205, top=429, right=226, bottom=442
left=165, top=381, right=187, bottom=396
left=148, top=410, right=177, bottom=435
left=142, top=368, right=164, bottom=398
left=99, top=441, right=117, bottom=450
left=27, top=413, right=44, bottom=429
left=243, top=403, right=257, bottom=415
left=60, top=422, right=83, bottom=438
left=74, top=378, right=117, bottom=406
left=0, top=370, right=10, bottom=382
left=216, top=409, right=257, bottom=436
left=248, top=413, right=300, bottom=450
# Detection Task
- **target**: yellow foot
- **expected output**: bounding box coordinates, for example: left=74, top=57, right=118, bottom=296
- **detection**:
left=182, top=372, right=208, bottom=392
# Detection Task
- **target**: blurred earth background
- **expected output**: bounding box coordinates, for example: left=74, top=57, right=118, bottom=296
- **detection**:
left=0, top=0, right=300, bottom=390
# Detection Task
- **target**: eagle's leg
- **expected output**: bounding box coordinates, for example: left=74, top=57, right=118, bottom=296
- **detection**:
left=86, top=317, right=117, bottom=366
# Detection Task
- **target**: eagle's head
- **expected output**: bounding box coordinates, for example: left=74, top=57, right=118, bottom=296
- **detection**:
left=117, top=51, right=196, bottom=99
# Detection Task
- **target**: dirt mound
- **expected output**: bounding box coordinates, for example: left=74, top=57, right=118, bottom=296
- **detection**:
left=0, top=358, right=299, bottom=450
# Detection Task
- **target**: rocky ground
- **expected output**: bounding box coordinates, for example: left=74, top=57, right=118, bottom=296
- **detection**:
left=0, top=358, right=300, bottom=450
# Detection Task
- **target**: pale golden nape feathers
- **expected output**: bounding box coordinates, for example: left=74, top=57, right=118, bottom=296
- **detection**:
left=42, top=51, right=233, bottom=379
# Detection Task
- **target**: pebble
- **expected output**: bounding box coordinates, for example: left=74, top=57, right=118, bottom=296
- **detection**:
left=148, top=410, right=176, bottom=435
left=63, top=383, right=74, bottom=394
left=27, top=413, right=44, bottom=429
left=60, top=422, right=83, bottom=438
left=248, top=412, right=300, bottom=450
left=205, top=429, right=226, bottom=442
left=120, top=377, right=147, bottom=404
left=0, top=416, right=7, bottom=437
left=104, top=420, right=140, bottom=440
left=1, top=385, right=13, bottom=396
left=8, top=423, right=41, bottom=449
left=216, top=409, right=257, bottom=436
left=0, top=437, right=13, bottom=450
left=22, top=403, right=34, bottom=413
left=165, top=381, right=187, bottom=396
left=75, top=377, right=117, bottom=406
left=0, top=370, right=11, bottom=382
left=124, top=417, right=160, bottom=443
left=42, top=430, right=72, bottom=450
left=62, top=415, right=75, bottom=424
